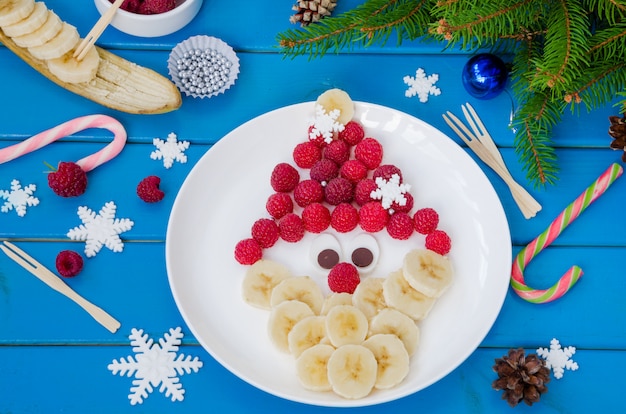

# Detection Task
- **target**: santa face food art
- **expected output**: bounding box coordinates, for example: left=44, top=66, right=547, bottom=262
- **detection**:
left=234, top=89, right=454, bottom=400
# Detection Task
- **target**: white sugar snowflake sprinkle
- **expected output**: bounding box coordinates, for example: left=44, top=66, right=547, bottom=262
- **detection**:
left=370, top=173, right=410, bottom=211
left=151, top=132, right=190, bottom=169
left=108, top=327, right=203, bottom=405
left=67, top=201, right=134, bottom=257
left=537, top=338, right=579, bottom=379
left=404, top=68, right=441, bottom=103
left=309, top=104, right=345, bottom=144
left=0, top=179, right=39, bottom=217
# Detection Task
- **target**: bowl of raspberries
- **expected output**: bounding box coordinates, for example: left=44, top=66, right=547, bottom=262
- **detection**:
left=94, top=0, right=203, bottom=37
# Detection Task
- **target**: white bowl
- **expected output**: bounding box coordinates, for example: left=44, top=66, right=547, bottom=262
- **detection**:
left=93, top=0, right=203, bottom=37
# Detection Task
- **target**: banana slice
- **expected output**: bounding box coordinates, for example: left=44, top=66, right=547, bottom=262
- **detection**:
left=268, top=300, right=315, bottom=353
left=369, top=308, right=420, bottom=356
left=11, top=9, right=61, bottom=48
left=288, top=315, right=327, bottom=357
left=47, top=44, right=99, bottom=84
left=327, top=344, right=377, bottom=399
left=0, top=0, right=35, bottom=28
left=352, top=277, right=386, bottom=319
left=320, top=292, right=353, bottom=315
left=2, top=1, right=45, bottom=37
left=362, top=333, right=410, bottom=390
left=402, top=249, right=454, bottom=298
left=270, top=276, right=324, bottom=314
left=315, top=88, right=355, bottom=125
left=295, top=343, right=335, bottom=392
left=28, top=21, right=78, bottom=60
left=382, top=269, right=436, bottom=321
left=325, top=304, right=368, bottom=347
left=242, top=259, right=292, bottom=310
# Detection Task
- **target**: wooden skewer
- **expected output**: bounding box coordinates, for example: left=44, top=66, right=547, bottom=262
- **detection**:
left=74, top=0, right=125, bottom=61
left=0, top=241, right=121, bottom=333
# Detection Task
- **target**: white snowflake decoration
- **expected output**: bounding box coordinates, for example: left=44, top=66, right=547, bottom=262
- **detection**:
left=108, top=327, right=203, bottom=405
left=0, top=179, right=39, bottom=217
left=404, top=68, right=441, bottom=103
left=370, top=173, right=411, bottom=211
left=151, top=132, right=190, bottom=169
left=309, top=104, right=345, bottom=144
left=67, top=201, right=134, bottom=257
left=537, top=338, right=579, bottom=379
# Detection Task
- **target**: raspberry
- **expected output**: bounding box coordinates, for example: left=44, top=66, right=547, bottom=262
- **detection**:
left=359, top=202, right=389, bottom=232
left=137, top=0, right=176, bottom=14
left=266, top=192, right=293, bottom=219
left=310, top=159, right=338, bottom=184
left=324, top=177, right=353, bottom=205
left=279, top=213, right=305, bottom=242
left=330, top=203, right=359, bottom=233
left=339, top=121, right=365, bottom=145
left=111, top=0, right=141, bottom=13
left=47, top=161, right=87, bottom=197
left=386, top=212, right=414, bottom=240
left=136, top=175, right=165, bottom=203
left=327, top=262, right=360, bottom=293
left=293, top=179, right=324, bottom=207
left=392, top=192, right=414, bottom=213
left=340, top=159, right=368, bottom=182
left=323, top=140, right=350, bottom=165
left=55, top=250, right=83, bottom=277
left=354, top=178, right=377, bottom=206
left=302, top=203, right=331, bottom=233
left=413, top=207, right=439, bottom=234
left=373, top=164, right=403, bottom=182
left=354, top=138, right=383, bottom=170
left=251, top=218, right=280, bottom=248
left=425, top=229, right=452, bottom=255
left=293, top=141, right=322, bottom=169
left=234, top=238, right=263, bottom=265
left=270, top=162, right=300, bottom=192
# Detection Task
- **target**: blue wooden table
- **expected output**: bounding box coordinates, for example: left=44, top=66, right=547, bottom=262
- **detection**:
left=1, top=1, right=625, bottom=412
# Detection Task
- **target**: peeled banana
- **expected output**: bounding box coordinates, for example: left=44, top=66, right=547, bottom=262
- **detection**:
left=382, top=269, right=436, bottom=321
left=362, top=333, right=410, bottom=390
left=295, top=344, right=335, bottom=392
left=402, top=249, right=454, bottom=298
left=242, top=259, right=292, bottom=310
left=369, top=308, right=420, bottom=357
left=270, top=276, right=324, bottom=315
left=325, top=304, right=369, bottom=347
left=267, top=300, right=315, bottom=353
left=315, top=88, right=355, bottom=125
left=327, top=344, right=378, bottom=399
left=352, top=277, right=387, bottom=319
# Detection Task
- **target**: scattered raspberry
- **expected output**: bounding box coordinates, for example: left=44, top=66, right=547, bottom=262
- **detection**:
left=330, top=203, right=359, bottom=233
left=47, top=161, right=87, bottom=197
left=340, top=159, right=368, bottom=182
left=110, top=0, right=141, bottom=13
left=323, top=140, right=350, bottom=165
left=234, top=238, right=263, bottom=265
left=327, top=262, right=360, bottom=293
left=270, top=162, right=300, bottom=192
left=414, top=207, right=439, bottom=234
left=392, top=192, right=414, bottom=213
left=266, top=192, right=294, bottom=219
left=373, top=164, right=403, bottom=182
left=324, top=177, right=353, bottom=205
left=279, top=213, right=305, bottom=243
left=55, top=250, right=83, bottom=277
left=136, top=175, right=165, bottom=203
left=425, top=229, right=452, bottom=255
left=251, top=218, right=280, bottom=248
left=339, top=121, right=365, bottom=145
left=354, top=138, right=383, bottom=170
left=136, top=0, right=176, bottom=14
left=310, top=159, right=338, bottom=184
left=293, top=179, right=324, bottom=207
left=359, top=201, right=389, bottom=232
left=386, top=212, right=414, bottom=240
left=293, top=141, right=322, bottom=169
left=354, top=178, right=377, bottom=206
left=301, top=202, right=331, bottom=233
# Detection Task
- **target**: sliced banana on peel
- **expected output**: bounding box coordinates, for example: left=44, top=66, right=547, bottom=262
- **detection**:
left=402, top=249, right=454, bottom=298
left=315, top=88, right=355, bottom=125
left=2, top=0, right=45, bottom=37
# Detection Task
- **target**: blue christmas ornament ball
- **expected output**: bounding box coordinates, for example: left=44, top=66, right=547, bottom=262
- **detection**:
left=462, top=53, right=508, bottom=99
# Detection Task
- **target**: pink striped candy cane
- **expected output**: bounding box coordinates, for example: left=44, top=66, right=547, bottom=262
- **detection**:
left=511, top=163, right=623, bottom=303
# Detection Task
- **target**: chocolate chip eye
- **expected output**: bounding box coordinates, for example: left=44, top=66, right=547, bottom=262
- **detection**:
left=348, top=234, right=379, bottom=274
left=351, top=247, right=373, bottom=268
left=318, top=248, right=340, bottom=269
left=310, top=233, right=342, bottom=273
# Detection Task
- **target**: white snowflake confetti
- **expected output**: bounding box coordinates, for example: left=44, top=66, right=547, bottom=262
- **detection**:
left=370, top=173, right=411, bottom=211
left=108, top=327, right=203, bottom=405
left=150, top=132, right=190, bottom=169
left=537, top=338, right=579, bottom=379
left=309, top=104, right=345, bottom=144
left=67, top=201, right=134, bottom=257
left=0, top=179, right=39, bottom=217
left=403, top=68, right=441, bottom=103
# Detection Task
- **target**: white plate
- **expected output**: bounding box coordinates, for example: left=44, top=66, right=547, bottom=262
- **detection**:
left=166, top=102, right=511, bottom=407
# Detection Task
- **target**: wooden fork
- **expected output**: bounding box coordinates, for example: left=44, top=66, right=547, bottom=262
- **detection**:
left=74, top=0, right=125, bottom=61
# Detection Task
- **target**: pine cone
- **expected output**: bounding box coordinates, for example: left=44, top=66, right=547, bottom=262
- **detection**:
left=290, top=0, right=338, bottom=26
left=608, top=114, right=626, bottom=162
left=492, top=348, right=550, bottom=407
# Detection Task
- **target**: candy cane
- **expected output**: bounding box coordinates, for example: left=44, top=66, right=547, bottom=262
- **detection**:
left=511, top=163, right=623, bottom=303
left=0, top=114, right=126, bottom=171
